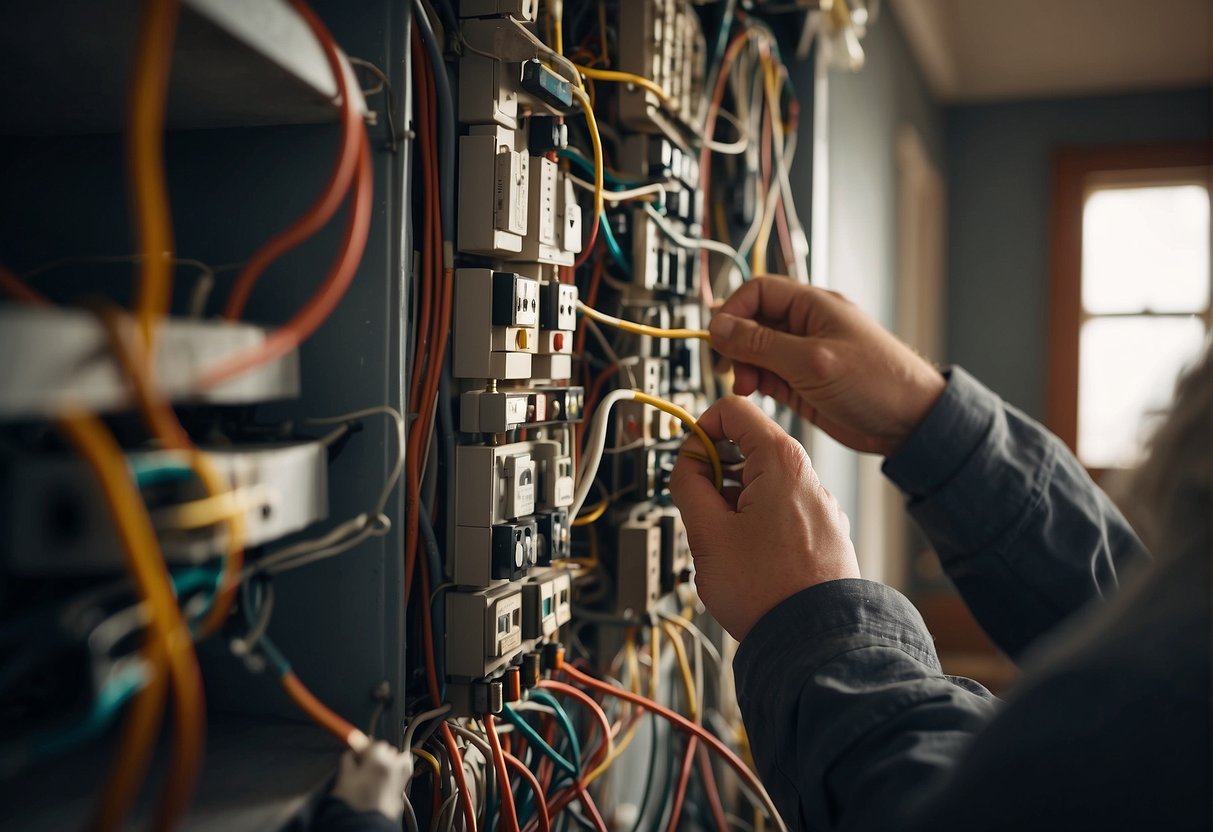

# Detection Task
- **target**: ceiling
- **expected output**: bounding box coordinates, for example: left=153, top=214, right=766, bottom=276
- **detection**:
left=887, top=0, right=1213, bottom=103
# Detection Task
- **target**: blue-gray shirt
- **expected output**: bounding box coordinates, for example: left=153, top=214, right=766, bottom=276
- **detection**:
left=735, top=367, right=1210, bottom=831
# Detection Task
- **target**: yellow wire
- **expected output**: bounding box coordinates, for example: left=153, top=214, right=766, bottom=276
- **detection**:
left=570, top=86, right=603, bottom=257
left=587, top=524, right=600, bottom=565
left=552, top=0, right=564, bottom=55
left=661, top=621, right=698, bottom=720
left=130, top=0, right=178, bottom=351
left=412, top=747, right=443, bottom=782
left=577, top=301, right=710, bottom=341
left=575, top=66, right=672, bottom=105
left=753, top=56, right=782, bottom=278
left=153, top=487, right=261, bottom=530
left=572, top=498, right=609, bottom=527
left=630, top=391, right=724, bottom=491
left=60, top=410, right=204, bottom=830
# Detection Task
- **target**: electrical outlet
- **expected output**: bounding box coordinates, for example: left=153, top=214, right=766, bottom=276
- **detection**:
left=446, top=585, right=524, bottom=681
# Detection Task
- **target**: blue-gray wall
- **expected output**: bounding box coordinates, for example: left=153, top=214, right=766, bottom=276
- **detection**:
left=945, top=88, right=1213, bottom=419
left=813, top=9, right=944, bottom=556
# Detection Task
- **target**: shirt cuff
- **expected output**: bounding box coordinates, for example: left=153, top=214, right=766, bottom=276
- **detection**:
left=882, top=366, right=1000, bottom=499
left=734, top=579, right=941, bottom=710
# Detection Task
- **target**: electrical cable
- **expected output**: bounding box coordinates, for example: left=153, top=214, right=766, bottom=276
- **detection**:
left=576, top=301, right=709, bottom=341
left=642, top=203, right=751, bottom=283
left=223, top=2, right=360, bottom=320
left=504, top=750, right=551, bottom=832
left=129, top=0, right=178, bottom=350
left=570, top=85, right=603, bottom=268
left=572, top=389, right=723, bottom=519
left=501, top=705, right=577, bottom=778
left=568, top=173, right=668, bottom=204
left=556, top=662, right=789, bottom=832
left=304, top=405, right=406, bottom=517
left=574, top=65, right=672, bottom=105
left=484, top=716, right=520, bottom=832
left=200, top=2, right=372, bottom=388
left=59, top=412, right=205, bottom=832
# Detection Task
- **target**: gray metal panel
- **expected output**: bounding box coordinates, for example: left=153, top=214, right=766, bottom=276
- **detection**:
left=0, top=305, right=300, bottom=419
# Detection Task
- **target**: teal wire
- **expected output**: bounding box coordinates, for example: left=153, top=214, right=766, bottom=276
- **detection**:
left=501, top=703, right=577, bottom=777
left=558, top=148, right=648, bottom=188
left=526, top=690, right=583, bottom=775
left=129, top=460, right=195, bottom=488
left=599, top=214, right=632, bottom=277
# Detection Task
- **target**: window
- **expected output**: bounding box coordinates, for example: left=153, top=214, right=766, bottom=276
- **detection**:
left=1049, top=144, right=1212, bottom=472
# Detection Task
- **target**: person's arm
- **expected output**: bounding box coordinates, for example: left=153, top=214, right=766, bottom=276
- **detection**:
left=882, top=367, right=1151, bottom=659
left=708, top=277, right=1150, bottom=656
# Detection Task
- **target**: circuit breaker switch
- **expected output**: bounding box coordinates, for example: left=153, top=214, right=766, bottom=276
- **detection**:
left=503, top=453, right=536, bottom=519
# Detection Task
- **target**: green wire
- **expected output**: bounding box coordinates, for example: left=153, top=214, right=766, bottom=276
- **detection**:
left=501, top=703, right=578, bottom=778
left=526, top=690, right=583, bottom=775
left=599, top=214, right=632, bottom=277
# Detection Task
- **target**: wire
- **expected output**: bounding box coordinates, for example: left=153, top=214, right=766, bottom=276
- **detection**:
left=557, top=662, right=789, bottom=832
left=222, top=3, right=361, bottom=320
left=572, top=499, right=608, bottom=527
left=152, top=485, right=267, bottom=531
left=642, top=203, right=752, bottom=283
left=412, top=746, right=443, bottom=781
left=129, top=0, right=178, bottom=349
left=576, top=301, right=709, bottom=341
left=504, top=750, right=551, bottom=832
left=0, top=263, right=48, bottom=305
left=567, top=173, right=668, bottom=204
left=402, top=704, right=453, bottom=752
left=199, top=4, right=372, bottom=388
left=596, top=215, right=632, bottom=277
left=59, top=412, right=205, bottom=831
left=570, top=85, right=603, bottom=269
left=484, top=716, right=520, bottom=832
left=304, top=405, right=406, bottom=517
left=501, top=704, right=577, bottom=778
left=572, top=389, right=723, bottom=519
left=574, top=65, right=672, bottom=105
left=281, top=671, right=367, bottom=748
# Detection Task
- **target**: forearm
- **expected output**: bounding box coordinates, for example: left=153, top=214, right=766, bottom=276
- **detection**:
left=734, top=580, right=999, bottom=830
left=883, top=368, right=1151, bottom=659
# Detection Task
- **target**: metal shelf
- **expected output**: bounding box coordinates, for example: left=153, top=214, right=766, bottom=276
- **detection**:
left=0, top=0, right=364, bottom=135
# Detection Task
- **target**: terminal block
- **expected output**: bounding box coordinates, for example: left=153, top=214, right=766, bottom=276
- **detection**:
left=460, top=19, right=571, bottom=128
left=531, top=439, right=574, bottom=509
left=532, top=280, right=577, bottom=379
left=453, top=516, right=537, bottom=588
left=458, top=126, right=529, bottom=256
left=454, top=269, right=538, bottom=379
left=509, top=159, right=582, bottom=269
left=455, top=442, right=543, bottom=527
left=522, top=570, right=573, bottom=639
left=446, top=585, right=524, bottom=680
left=534, top=507, right=571, bottom=565
left=460, top=385, right=584, bottom=434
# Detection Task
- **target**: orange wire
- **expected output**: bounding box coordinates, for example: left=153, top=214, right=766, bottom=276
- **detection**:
left=0, top=263, right=49, bottom=305
left=504, top=749, right=551, bottom=832
left=667, top=736, right=699, bottom=832
left=196, top=7, right=372, bottom=389
left=59, top=412, right=205, bottom=832
left=485, top=716, right=521, bottom=832
left=129, top=0, right=178, bottom=349
left=280, top=671, right=361, bottom=745
left=222, top=0, right=361, bottom=321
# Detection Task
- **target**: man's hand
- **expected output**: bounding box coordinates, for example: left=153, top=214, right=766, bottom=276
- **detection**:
left=711, top=278, right=946, bottom=456
left=669, top=396, right=859, bottom=643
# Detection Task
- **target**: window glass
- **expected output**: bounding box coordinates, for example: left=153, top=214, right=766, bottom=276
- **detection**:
left=1082, top=185, right=1210, bottom=314
left=1077, top=316, right=1206, bottom=469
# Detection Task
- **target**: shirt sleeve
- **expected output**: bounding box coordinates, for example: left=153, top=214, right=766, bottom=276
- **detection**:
left=733, top=579, right=1000, bottom=830
left=882, top=367, right=1151, bottom=660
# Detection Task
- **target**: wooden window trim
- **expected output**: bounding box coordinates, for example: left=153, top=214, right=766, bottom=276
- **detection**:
left=1047, top=142, right=1213, bottom=454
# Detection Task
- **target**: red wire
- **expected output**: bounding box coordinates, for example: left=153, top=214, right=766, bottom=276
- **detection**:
left=222, top=0, right=361, bottom=320
left=573, top=210, right=601, bottom=269
left=556, top=663, right=780, bottom=827
left=0, top=264, right=49, bottom=305
left=197, top=130, right=372, bottom=388
left=697, top=744, right=730, bottom=832
left=485, top=716, right=521, bottom=832
left=504, top=749, right=551, bottom=832
left=666, top=736, right=699, bottom=832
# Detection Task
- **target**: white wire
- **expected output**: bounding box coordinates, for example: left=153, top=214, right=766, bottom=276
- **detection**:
left=567, top=173, right=669, bottom=204
left=401, top=703, right=453, bottom=751
left=642, top=203, right=751, bottom=283
left=262, top=519, right=390, bottom=576
left=305, top=405, right=406, bottom=517
left=572, top=388, right=636, bottom=519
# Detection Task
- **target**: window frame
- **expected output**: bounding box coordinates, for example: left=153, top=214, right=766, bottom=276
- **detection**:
left=1047, top=142, right=1212, bottom=466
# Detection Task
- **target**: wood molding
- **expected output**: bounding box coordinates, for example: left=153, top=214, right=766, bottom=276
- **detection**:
left=1046, top=141, right=1212, bottom=452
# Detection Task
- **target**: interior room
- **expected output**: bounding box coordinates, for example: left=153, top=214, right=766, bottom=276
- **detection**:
left=0, top=1, right=1208, bottom=829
